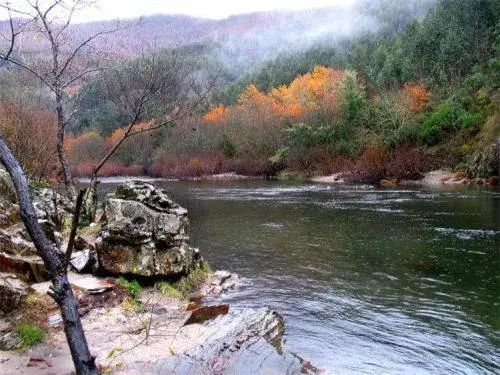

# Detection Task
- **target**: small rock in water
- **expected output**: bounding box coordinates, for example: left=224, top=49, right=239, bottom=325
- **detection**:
left=196, top=270, right=239, bottom=297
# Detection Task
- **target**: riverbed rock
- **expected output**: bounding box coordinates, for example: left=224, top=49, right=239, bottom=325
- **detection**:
left=0, top=331, right=22, bottom=351
left=97, top=181, right=202, bottom=277
left=0, top=180, right=76, bottom=281
left=0, top=272, right=29, bottom=315
left=32, top=188, right=75, bottom=227
left=197, top=270, right=239, bottom=298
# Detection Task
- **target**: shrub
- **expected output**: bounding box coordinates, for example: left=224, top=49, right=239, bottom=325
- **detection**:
left=17, top=323, right=45, bottom=347
left=355, top=146, right=389, bottom=180
left=385, top=145, right=431, bottom=180
left=155, top=282, right=184, bottom=299
left=367, top=91, right=419, bottom=147
left=419, top=100, right=465, bottom=141
left=116, top=277, right=141, bottom=300
left=156, top=262, right=213, bottom=300
left=284, top=123, right=335, bottom=149
left=460, top=112, right=484, bottom=130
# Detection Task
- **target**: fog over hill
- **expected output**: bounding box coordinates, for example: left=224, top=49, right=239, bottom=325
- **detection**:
left=0, top=0, right=435, bottom=76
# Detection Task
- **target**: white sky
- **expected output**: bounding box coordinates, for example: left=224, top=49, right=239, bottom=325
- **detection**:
left=1, top=0, right=356, bottom=22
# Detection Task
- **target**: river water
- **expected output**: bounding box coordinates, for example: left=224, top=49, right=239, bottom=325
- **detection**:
left=104, top=179, right=500, bottom=374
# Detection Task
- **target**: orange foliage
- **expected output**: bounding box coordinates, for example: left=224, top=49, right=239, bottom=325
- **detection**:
left=203, top=66, right=347, bottom=127
left=203, top=105, right=230, bottom=124
left=403, top=83, right=431, bottom=112
left=270, top=66, right=344, bottom=118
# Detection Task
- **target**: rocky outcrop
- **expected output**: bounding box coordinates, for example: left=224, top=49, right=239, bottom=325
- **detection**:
left=97, top=181, right=202, bottom=277
left=0, top=170, right=75, bottom=281
left=120, top=308, right=319, bottom=374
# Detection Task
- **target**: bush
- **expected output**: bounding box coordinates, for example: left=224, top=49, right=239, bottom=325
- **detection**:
left=354, top=147, right=389, bottom=181
left=116, top=277, right=141, bottom=300
left=419, top=100, right=465, bottom=141
left=366, top=91, right=419, bottom=147
left=17, top=323, right=45, bottom=347
left=284, top=123, right=335, bottom=149
left=385, top=145, right=431, bottom=180
left=156, top=262, right=213, bottom=300
left=460, top=112, right=484, bottom=130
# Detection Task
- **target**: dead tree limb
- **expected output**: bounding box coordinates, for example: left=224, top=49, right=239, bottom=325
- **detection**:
left=0, top=135, right=98, bottom=375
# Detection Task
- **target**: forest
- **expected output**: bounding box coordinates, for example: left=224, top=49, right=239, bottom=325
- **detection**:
left=1, top=0, right=499, bottom=183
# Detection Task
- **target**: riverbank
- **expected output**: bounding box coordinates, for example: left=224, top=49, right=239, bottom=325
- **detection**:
left=310, top=169, right=499, bottom=187
left=1, top=272, right=318, bottom=374
left=75, top=167, right=498, bottom=188
left=0, top=175, right=319, bottom=374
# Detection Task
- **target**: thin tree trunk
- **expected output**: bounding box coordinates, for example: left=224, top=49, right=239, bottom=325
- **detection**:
left=55, top=91, right=77, bottom=200
left=0, top=136, right=98, bottom=375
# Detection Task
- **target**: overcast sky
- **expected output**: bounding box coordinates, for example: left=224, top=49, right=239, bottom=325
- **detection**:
left=1, top=0, right=356, bottom=22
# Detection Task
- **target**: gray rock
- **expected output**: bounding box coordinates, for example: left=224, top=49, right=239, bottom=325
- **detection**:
left=0, top=331, right=22, bottom=351
left=0, top=185, right=73, bottom=282
left=97, top=182, right=202, bottom=277
left=0, top=254, right=45, bottom=282
left=0, top=272, right=29, bottom=315
left=121, top=308, right=320, bottom=375
left=32, top=188, right=75, bottom=227
left=0, top=227, right=37, bottom=256
left=47, top=314, right=63, bottom=327
left=197, top=270, right=239, bottom=297
left=70, top=249, right=97, bottom=273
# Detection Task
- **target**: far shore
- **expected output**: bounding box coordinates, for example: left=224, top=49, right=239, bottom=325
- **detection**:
left=75, top=169, right=498, bottom=187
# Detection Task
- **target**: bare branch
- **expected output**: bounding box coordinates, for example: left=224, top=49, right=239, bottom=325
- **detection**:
left=57, top=22, right=128, bottom=79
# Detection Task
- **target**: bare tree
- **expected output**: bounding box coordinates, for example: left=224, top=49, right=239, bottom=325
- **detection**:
left=80, top=48, right=220, bottom=221
left=0, top=135, right=97, bottom=375
left=0, top=0, right=126, bottom=199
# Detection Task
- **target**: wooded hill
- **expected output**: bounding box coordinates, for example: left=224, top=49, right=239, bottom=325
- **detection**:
left=1, top=0, right=498, bottom=182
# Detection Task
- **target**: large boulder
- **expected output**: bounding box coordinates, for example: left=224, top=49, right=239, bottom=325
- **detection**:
left=97, top=181, right=202, bottom=277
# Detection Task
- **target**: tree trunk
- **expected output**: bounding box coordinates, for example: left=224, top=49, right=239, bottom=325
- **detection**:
left=55, top=92, right=77, bottom=200
left=0, top=136, right=98, bottom=375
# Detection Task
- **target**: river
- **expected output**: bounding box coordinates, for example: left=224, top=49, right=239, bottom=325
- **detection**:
left=102, top=179, right=499, bottom=374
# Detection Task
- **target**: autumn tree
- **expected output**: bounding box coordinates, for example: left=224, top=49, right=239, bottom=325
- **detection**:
left=0, top=0, right=127, bottom=198
left=0, top=100, right=58, bottom=180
